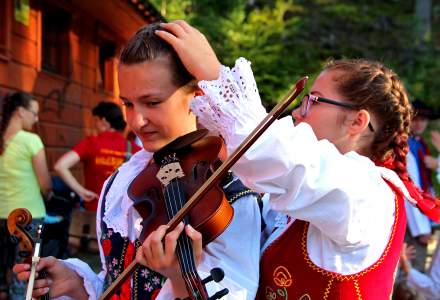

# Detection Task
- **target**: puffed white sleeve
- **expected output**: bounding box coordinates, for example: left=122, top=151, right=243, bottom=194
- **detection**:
left=191, top=57, right=395, bottom=247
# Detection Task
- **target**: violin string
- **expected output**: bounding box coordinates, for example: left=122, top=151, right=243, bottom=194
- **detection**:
left=165, top=180, right=199, bottom=297
left=164, top=183, right=194, bottom=293
left=171, top=179, right=201, bottom=297
left=173, top=179, right=203, bottom=295
left=171, top=181, right=200, bottom=298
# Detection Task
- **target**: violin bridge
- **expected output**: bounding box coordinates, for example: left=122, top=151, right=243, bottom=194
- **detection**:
left=156, top=161, right=185, bottom=186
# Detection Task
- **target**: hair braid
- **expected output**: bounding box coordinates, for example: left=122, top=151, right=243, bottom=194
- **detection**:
left=385, top=72, right=412, bottom=182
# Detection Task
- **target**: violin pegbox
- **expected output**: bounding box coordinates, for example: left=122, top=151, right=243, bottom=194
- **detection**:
left=156, top=153, right=186, bottom=186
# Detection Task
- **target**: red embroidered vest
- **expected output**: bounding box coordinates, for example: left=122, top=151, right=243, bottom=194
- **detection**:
left=257, top=179, right=406, bottom=300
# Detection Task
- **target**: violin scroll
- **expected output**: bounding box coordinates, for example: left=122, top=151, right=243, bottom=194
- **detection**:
left=7, top=208, right=34, bottom=260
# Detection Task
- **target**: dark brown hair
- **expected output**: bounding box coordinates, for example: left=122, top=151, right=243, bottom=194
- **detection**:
left=0, top=92, right=35, bottom=154
left=119, top=23, right=194, bottom=88
left=323, top=59, right=412, bottom=181
left=92, top=101, right=126, bottom=131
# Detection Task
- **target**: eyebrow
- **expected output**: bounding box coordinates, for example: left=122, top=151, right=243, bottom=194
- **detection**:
left=119, top=93, right=162, bottom=102
left=310, top=91, right=324, bottom=97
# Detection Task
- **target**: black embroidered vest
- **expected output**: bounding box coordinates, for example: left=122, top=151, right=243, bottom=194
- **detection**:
left=100, top=171, right=256, bottom=299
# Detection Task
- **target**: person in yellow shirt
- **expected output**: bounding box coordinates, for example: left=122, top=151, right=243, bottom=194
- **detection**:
left=0, top=92, right=51, bottom=300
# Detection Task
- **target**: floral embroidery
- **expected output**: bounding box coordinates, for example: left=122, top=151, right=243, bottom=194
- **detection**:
left=273, top=266, right=292, bottom=287
left=144, top=282, right=153, bottom=292
left=141, top=269, right=150, bottom=278
left=263, top=266, right=292, bottom=300
left=265, top=287, right=277, bottom=300
left=152, top=277, right=160, bottom=285
left=112, top=258, right=118, bottom=266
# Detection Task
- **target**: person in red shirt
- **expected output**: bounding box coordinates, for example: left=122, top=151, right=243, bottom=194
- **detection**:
left=54, top=101, right=141, bottom=211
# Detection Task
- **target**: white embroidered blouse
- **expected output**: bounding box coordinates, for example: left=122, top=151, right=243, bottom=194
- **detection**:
left=191, top=57, right=414, bottom=277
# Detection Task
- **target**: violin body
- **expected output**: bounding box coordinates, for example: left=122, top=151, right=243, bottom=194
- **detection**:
left=128, top=131, right=234, bottom=245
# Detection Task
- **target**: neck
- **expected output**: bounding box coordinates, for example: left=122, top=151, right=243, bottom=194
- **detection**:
left=4, top=119, right=23, bottom=140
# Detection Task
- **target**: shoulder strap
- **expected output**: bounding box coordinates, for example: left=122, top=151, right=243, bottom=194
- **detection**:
left=100, top=171, right=119, bottom=232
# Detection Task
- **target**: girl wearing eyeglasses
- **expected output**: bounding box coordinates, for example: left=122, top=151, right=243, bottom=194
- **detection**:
left=134, top=21, right=440, bottom=300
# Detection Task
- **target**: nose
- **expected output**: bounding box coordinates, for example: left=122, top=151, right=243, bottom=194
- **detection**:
left=291, top=107, right=301, bottom=120
left=129, top=105, right=149, bottom=129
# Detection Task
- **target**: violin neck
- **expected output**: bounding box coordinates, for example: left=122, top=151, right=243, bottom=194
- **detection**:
left=177, top=232, right=209, bottom=300
left=164, top=180, right=209, bottom=300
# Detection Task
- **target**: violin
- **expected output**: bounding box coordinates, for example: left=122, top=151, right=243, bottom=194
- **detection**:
left=7, top=208, right=49, bottom=300
left=131, top=129, right=232, bottom=300
left=99, top=76, right=308, bottom=300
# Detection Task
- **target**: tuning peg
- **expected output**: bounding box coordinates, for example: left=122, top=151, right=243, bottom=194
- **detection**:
left=9, top=235, right=19, bottom=245
left=208, top=288, right=229, bottom=300
left=202, top=268, right=225, bottom=284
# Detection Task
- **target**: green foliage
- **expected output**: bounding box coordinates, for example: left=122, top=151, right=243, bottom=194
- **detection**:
left=149, top=0, right=440, bottom=109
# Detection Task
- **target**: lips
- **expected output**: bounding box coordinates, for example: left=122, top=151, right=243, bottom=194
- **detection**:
left=139, top=131, right=157, bottom=140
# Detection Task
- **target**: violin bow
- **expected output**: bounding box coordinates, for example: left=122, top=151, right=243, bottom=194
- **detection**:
left=167, top=76, right=307, bottom=229
left=99, top=76, right=307, bottom=300
left=25, top=225, right=44, bottom=300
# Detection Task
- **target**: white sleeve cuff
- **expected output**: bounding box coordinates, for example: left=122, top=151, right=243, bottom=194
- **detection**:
left=63, top=258, right=105, bottom=300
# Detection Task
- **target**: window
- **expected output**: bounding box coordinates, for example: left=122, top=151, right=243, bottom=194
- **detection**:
left=0, top=0, right=11, bottom=59
left=41, top=5, right=70, bottom=76
left=98, top=41, right=116, bottom=92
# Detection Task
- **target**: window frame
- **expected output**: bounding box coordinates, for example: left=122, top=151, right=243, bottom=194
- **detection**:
left=0, top=0, right=12, bottom=61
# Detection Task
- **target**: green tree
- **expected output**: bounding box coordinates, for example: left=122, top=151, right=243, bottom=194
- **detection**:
left=149, top=0, right=440, bottom=109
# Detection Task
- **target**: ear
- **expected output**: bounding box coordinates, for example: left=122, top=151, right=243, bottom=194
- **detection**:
left=17, top=106, right=27, bottom=118
left=347, top=109, right=371, bottom=135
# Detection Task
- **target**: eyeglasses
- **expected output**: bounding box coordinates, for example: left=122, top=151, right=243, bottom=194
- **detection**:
left=25, top=108, right=38, bottom=117
left=299, top=94, right=375, bottom=132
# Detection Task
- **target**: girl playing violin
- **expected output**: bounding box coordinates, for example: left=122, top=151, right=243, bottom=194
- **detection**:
left=13, top=23, right=261, bottom=299
left=141, top=21, right=440, bottom=299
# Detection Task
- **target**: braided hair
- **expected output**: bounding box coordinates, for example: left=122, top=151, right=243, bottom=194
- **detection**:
left=324, top=59, right=440, bottom=220
left=323, top=59, right=412, bottom=180
left=0, top=92, right=34, bottom=155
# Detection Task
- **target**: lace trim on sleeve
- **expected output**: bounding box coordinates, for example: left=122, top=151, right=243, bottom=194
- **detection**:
left=191, top=57, right=266, bottom=143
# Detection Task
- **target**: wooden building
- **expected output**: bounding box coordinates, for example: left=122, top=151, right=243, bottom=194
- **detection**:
left=0, top=0, right=162, bottom=178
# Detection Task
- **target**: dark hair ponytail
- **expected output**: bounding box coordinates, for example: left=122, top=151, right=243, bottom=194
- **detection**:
left=0, top=92, right=34, bottom=154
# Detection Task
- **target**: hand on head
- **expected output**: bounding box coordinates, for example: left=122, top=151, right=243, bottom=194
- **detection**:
left=155, top=20, right=221, bottom=82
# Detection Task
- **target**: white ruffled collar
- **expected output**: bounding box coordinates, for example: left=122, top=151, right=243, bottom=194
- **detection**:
left=102, top=149, right=153, bottom=238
